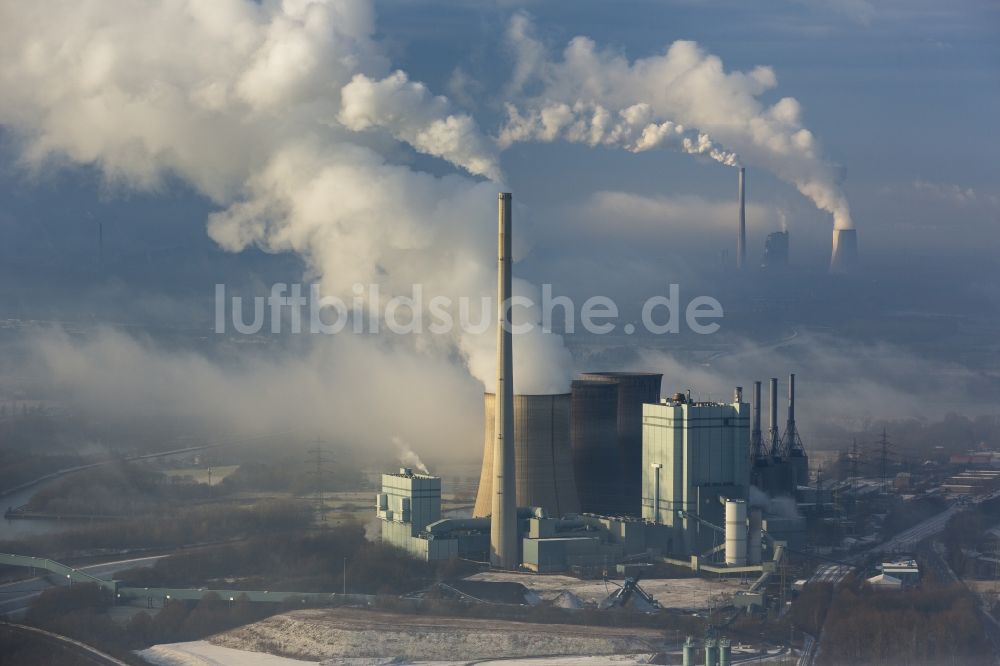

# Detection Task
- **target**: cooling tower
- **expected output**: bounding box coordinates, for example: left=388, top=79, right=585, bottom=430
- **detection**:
left=474, top=393, right=580, bottom=519
left=830, top=228, right=858, bottom=273
left=578, top=372, right=662, bottom=516
left=570, top=379, right=620, bottom=515
left=737, top=167, right=747, bottom=270
left=490, top=192, right=517, bottom=568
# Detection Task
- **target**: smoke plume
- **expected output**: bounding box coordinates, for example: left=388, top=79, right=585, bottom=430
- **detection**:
left=0, top=0, right=569, bottom=394
left=498, top=101, right=740, bottom=167
left=502, top=14, right=853, bottom=229
left=393, top=436, right=430, bottom=474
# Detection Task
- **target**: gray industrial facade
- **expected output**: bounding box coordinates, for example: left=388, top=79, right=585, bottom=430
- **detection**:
left=642, top=396, right=751, bottom=557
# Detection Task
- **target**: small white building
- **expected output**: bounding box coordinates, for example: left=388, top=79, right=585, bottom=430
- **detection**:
left=867, top=573, right=903, bottom=589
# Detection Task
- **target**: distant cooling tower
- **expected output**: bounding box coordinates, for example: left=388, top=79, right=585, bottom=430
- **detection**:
left=578, top=372, right=662, bottom=516
left=570, top=379, right=620, bottom=515
left=474, top=393, right=580, bottom=519
left=830, top=228, right=858, bottom=273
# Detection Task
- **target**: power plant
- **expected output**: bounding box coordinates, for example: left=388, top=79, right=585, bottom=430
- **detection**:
left=377, top=191, right=814, bottom=607
left=733, top=166, right=855, bottom=273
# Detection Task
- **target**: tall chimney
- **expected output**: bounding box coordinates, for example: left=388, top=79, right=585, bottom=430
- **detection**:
left=750, top=380, right=765, bottom=463
left=490, top=192, right=517, bottom=569
left=737, top=167, right=746, bottom=270
left=768, top=377, right=781, bottom=459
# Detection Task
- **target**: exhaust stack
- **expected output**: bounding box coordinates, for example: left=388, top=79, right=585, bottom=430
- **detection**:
left=737, top=167, right=746, bottom=269
left=490, top=192, right=517, bottom=568
left=785, top=373, right=797, bottom=443
left=768, top=377, right=781, bottom=459
left=750, top=381, right=765, bottom=464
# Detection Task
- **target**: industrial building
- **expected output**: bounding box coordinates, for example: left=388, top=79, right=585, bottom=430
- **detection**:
left=761, top=230, right=789, bottom=269
left=642, top=391, right=751, bottom=557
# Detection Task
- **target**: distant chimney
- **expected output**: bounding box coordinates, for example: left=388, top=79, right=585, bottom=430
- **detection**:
left=737, top=167, right=747, bottom=270
left=768, top=377, right=781, bottom=459
left=750, top=381, right=765, bottom=463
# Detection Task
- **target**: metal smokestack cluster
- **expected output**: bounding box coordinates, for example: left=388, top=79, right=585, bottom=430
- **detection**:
left=490, top=192, right=517, bottom=569
left=737, top=167, right=746, bottom=270
left=751, top=373, right=810, bottom=496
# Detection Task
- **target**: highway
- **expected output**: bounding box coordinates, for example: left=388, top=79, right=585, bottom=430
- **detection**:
left=852, top=488, right=1000, bottom=563
left=0, top=554, right=166, bottom=616
left=1, top=621, right=130, bottom=665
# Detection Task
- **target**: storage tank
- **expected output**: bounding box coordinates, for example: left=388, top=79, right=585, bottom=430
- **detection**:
left=683, top=636, right=695, bottom=666
left=578, top=372, right=662, bottom=516
left=474, top=393, right=580, bottom=518
left=570, top=379, right=620, bottom=515
left=719, top=638, right=732, bottom=666
left=725, top=500, right=748, bottom=566
left=705, top=638, right=719, bottom=666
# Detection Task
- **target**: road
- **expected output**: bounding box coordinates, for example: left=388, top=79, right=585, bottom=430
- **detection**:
left=0, top=554, right=166, bottom=616
left=851, top=488, right=1000, bottom=563
left=1, top=621, right=130, bottom=665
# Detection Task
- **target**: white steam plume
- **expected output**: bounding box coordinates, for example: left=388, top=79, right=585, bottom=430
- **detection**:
left=393, top=435, right=430, bottom=474
left=339, top=71, right=503, bottom=181
left=0, top=0, right=570, bottom=394
left=498, top=101, right=740, bottom=167
left=502, top=14, right=852, bottom=230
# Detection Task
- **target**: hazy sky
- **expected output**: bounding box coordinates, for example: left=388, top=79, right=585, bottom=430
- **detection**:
left=0, top=0, right=997, bottom=463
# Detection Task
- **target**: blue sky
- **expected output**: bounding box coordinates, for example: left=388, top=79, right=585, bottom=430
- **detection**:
left=0, top=0, right=998, bottom=455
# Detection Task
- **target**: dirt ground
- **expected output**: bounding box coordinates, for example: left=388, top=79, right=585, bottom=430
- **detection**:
left=465, top=570, right=744, bottom=610
left=211, top=607, right=666, bottom=662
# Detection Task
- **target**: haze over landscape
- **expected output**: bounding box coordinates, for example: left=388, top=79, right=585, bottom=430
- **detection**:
left=0, top=1, right=998, bottom=664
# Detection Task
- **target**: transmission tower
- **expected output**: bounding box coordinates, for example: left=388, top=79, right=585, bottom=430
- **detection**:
left=305, top=440, right=334, bottom=526
left=877, top=428, right=894, bottom=495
